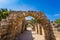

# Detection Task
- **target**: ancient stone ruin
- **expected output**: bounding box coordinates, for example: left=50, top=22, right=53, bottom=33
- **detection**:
left=0, top=11, right=56, bottom=40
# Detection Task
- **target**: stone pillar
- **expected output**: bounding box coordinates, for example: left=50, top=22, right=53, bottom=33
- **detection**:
left=37, top=24, right=40, bottom=34
left=37, top=25, right=38, bottom=34
left=8, top=20, right=17, bottom=40
left=21, top=26, right=24, bottom=33
left=16, top=22, right=22, bottom=36
left=44, top=24, right=56, bottom=40
left=39, top=24, right=42, bottom=35
left=35, top=25, right=37, bottom=34
left=25, top=25, right=27, bottom=31
left=9, top=24, right=16, bottom=40
left=23, top=25, right=26, bottom=32
left=32, top=26, right=35, bottom=31
left=21, top=21, right=24, bottom=33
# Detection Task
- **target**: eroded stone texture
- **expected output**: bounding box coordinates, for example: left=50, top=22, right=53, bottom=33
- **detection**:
left=0, top=11, right=56, bottom=40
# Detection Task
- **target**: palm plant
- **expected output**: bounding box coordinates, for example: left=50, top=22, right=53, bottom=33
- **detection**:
left=30, top=18, right=37, bottom=23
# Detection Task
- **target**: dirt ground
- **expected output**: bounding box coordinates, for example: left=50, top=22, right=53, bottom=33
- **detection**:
left=15, top=27, right=45, bottom=40
left=53, top=28, right=60, bottom=40
left=15, top=27, right=60, bottom=40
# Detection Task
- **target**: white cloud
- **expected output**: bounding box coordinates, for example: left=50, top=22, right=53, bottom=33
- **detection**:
left=46, top=14, right=55, bottom=21
left=0, top=0, right=19, bottom=5
left=46, top=14, right=52, bottom=18
left=0, top=0, right=7, bottom=3
left=54, top=14, right=60, bottom=16
left=8, top=4, right=37, bottom=11
left=0, top=0, right=10, bottom=4
left=0, top=0, right=37, bottom=11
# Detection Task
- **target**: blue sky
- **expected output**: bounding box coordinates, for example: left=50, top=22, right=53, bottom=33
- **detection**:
left=0, top=0, right=60, bottom=21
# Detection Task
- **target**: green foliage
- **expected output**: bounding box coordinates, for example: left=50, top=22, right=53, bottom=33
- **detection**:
left=30, top=18, right=37, bottom=23
left=0, top=8, right=9, bottom=21
left=54, top=18, right=60, bottom=24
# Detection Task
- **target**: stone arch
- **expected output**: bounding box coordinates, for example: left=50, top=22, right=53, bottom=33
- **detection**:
left=8, top=11, right=56, bottom=40
left=24, top=22, right=37, bottom=31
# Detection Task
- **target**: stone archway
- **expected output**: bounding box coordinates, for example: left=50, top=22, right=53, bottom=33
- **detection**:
left=24, top=22, right=37, bottom=31
left=7, top=11, right=56, bottom=40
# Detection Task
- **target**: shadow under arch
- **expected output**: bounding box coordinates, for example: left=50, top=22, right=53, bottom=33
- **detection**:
left=24, top=22, right=36, bottom=31
left=8, top=11, right=56, bottom=40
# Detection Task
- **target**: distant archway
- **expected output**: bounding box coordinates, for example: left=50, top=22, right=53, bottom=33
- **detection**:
left=25, top=22, right=36, bottom=30
left=8, top=11, right=56, bottom=40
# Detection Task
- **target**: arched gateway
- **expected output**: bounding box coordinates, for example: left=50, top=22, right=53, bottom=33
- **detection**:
left=1, top=11, right=56, bottom=40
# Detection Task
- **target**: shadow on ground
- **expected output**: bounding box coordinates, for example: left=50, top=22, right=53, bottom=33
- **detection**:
left=15, top=30, right=34, bottom=40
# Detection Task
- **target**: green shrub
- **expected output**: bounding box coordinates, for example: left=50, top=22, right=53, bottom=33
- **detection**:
left=0, top=8, right=9, bottom=21
left=54, top=18, right=60, bottom=24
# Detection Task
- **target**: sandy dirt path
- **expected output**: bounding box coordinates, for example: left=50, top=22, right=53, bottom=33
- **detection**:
left=15, top=27, right=45, bottom=40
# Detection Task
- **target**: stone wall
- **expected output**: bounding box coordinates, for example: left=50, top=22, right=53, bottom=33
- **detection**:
left=0, top=19, right=25, bottom=40
left=0, top=13, right=24, bottom=40
left=0, top=19, right=12, bottom=40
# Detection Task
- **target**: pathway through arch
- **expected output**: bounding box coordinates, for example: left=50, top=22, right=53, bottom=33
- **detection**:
left=15, top=27, right=45, bottom=40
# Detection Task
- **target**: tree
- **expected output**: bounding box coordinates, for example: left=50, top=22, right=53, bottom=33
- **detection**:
left=30, top=18, right=37, bottom=23
left=0, top=8, right=9, bottom=21
left=54, top=18, right=60, bottom=24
